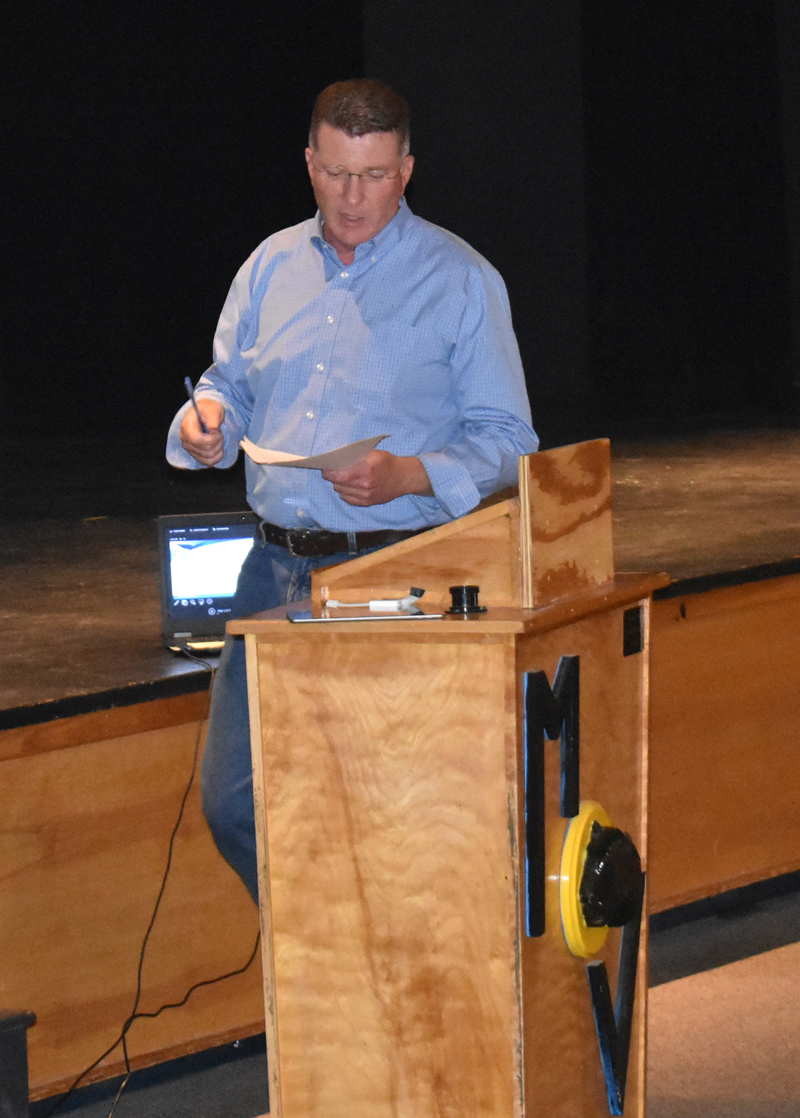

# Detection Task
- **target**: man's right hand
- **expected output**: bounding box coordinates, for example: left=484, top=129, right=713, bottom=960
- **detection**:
left=179, top=398, right=226, bottom=466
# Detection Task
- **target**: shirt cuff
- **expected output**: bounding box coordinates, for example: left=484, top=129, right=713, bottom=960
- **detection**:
left=417, top=452, right=481, bottom=520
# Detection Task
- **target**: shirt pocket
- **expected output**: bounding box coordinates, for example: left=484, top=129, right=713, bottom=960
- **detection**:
left=350, top=319, right=456, bottom=422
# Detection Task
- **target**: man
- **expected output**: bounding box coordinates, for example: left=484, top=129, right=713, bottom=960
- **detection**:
left=167, top=79, right=538, bottom=902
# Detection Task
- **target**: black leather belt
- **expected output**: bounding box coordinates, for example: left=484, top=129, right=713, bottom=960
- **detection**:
left=259, top=520, right=427, bottom=559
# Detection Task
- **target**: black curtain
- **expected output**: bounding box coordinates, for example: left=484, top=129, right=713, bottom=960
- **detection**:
left=3, top=1, right=364, bottom=437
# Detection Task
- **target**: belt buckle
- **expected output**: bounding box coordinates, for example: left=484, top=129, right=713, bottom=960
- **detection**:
left=284, top=529, right=308, bottom=558
left=286, top=528, right=327, bottom=558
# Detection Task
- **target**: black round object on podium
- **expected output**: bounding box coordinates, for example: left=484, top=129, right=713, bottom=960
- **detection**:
left=446, top=585, right=487, bottom=614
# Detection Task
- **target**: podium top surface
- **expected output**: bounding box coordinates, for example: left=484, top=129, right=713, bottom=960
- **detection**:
left=228, top=572, right=669, bottom=639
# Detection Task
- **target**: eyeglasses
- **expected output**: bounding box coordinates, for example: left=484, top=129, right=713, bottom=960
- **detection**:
left=310, top=161, right=404, bottom=187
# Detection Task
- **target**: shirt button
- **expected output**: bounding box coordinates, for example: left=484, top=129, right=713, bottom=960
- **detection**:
left=296, top=509, right=305, bottom=518
left=371, top=256, right=376, bottom=263
left=306, top=410, right=314, bottom=419
left=340, top=271, right=349, bottom=278
left=326, top=315, right=334, bottom=324
left=316, top=362, right=324, bottom=372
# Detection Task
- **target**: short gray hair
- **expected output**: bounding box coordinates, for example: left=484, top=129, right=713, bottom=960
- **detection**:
left=309, top=79, right=410, bottom=156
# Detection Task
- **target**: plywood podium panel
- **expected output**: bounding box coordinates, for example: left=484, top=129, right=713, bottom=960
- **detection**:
left=237, top=590, right=657, bottom=1118
left=247, top=632, right=520, bottom=1118
left=310, top=497, right=523, bottom=610
left=515, top=607, right=649, bottom=1117
left=518, top=439, right=614, bottom=608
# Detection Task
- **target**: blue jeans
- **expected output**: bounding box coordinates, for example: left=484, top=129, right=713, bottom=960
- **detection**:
left=201, top=535, right=372, bottom=903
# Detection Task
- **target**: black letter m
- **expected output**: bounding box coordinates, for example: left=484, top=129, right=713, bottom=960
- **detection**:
left=523, top=656, right=580, bottom=937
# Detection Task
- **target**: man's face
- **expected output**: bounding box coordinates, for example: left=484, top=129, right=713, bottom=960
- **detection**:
left=305, top=123, right=414, bottom=262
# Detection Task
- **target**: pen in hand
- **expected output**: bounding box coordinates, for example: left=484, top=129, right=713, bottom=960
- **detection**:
left=184, top=376, right=209, bottom=434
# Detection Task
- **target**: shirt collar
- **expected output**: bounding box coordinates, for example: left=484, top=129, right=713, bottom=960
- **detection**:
left=310, top=197, right=412, bottom=265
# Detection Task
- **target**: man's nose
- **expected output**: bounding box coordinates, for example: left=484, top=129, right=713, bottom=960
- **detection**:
left=344, top=173, right=366, bottom=203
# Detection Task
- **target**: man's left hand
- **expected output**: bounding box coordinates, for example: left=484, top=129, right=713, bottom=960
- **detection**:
left=322, top=450, right=433, bottom=506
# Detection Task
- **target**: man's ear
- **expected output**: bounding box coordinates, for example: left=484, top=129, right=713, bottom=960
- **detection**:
left=401, top=154, right=415, bottom=193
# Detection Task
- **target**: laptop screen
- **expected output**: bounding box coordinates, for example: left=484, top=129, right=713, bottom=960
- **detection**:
left=156, top=511, right=259, bottom=646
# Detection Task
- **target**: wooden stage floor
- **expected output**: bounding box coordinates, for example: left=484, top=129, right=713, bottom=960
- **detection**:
left=3, top=428, right=800, bottom=716
left=611, top=428, right=800, bottom=580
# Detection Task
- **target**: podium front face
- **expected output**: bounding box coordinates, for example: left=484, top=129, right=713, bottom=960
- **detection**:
left=237, top=584, right=654, bottom=1118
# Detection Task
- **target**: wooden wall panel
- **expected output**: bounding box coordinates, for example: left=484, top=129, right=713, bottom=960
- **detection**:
left=0, top=691, right=210, bottom=762
left=649, top=575, right=800, bottom=909
left=0, top=713, right=264, bottom=1099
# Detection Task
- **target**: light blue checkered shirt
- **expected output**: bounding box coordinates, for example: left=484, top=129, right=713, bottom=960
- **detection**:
left=167, top=200, right=538, bottom=531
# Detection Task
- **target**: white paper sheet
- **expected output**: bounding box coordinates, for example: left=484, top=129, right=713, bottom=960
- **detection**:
left=240, top=434, right=388, bottom=470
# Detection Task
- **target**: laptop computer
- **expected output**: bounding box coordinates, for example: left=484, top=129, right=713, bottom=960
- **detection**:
left=156, top=511, right=260, bottom=653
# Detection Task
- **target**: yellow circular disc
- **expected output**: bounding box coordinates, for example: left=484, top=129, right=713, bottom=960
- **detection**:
left=559, top=800, right=612, bottom=958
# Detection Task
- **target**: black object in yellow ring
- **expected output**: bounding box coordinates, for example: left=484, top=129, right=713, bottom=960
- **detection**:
left=560, top=800, right=611, bottom=958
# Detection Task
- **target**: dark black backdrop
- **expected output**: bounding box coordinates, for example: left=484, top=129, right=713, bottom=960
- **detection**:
left=4, top=1, right=362, bottom=439
left=4, top=0, right=799, bottom=449
left=366, top=0, right=796, bottom=443
left=582, top=0, right=792, bottom=430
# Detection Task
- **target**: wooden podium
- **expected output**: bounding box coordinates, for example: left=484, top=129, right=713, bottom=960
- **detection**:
left=230, top=441, right=666, bottom=1118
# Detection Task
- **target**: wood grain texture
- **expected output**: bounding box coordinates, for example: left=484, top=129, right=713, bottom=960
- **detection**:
left=0, top=716, right=263, bottom=1097
left=251, top=635, right=520, bottom=1118
left=245, top=590, right=651, bottom=1117
left=649, top=575, right=800, bottom=909
left=519, top=441, right=614, bottom=609
left=515, top=604, right=649, bottom=1118
left=310, top=500, right=522, bottom=610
